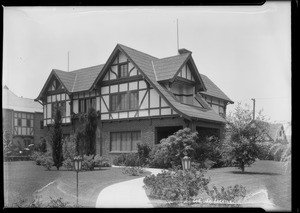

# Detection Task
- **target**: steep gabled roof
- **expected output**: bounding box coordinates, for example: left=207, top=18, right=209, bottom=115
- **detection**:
left=36, top=64, right=104, bottom=100
left=117, top=44, right=226, bottom=123
left=153, top=53, right=190, bottom=81
left=3, top=86, right=43, bottom=113
left=199, top=74, right=233, bottom=103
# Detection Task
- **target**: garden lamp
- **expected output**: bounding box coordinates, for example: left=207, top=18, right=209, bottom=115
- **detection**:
left=74, top=155, right=83, bottom=206
left=74, top=156, right=82, bottom=172
left=181, top=155, right=191, bottom=171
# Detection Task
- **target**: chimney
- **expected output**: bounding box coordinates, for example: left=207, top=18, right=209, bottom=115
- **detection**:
left=178, top=48, right=192, bottom=55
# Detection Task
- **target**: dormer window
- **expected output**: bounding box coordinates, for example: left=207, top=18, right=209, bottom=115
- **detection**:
left=118, top=63, right=128, bottom=78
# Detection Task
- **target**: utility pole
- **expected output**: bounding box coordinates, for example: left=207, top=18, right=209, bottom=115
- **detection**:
left=251, top=98, right=256, bottom=120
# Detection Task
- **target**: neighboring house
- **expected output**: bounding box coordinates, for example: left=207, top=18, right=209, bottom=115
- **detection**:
left=35, top=44, right=233, bottom=160
left=250, top=120, right=288, bottom=144
left=2, top=85, right=46, bottom=149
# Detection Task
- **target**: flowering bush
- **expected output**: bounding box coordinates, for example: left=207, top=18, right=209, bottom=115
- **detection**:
left=143, top=167, right=210, bottom=202
left=122, top=166, right=144, bottom=176
left=205, top=185, right=247, bottom=203
left=137, top=143, right=152, bottom=166
left=113, top=153, right=140, bottom=166
left=82, top=154, right=95, bottom=171
left=148, top=128, right=199, bottom=169
left=94, top=154, right=111, bottom=167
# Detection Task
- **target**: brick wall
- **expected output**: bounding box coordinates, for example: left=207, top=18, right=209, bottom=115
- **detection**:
left=98, top=117, right=187, bottom=161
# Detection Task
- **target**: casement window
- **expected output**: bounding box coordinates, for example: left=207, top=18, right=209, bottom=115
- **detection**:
left=110, top=131, right=141, bottom=152
left=110, top=91, right=138, bottom=112
left=79, top=98, right=96, bottom=113
left=14, top=112, right=34, bottom=136
left=118, top=63, right=128, bottom=78
left=52, top=101, right=66, bottom=118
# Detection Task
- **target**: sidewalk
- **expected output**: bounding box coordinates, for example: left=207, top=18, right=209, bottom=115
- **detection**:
left=95, top=168, right=162, bottom=208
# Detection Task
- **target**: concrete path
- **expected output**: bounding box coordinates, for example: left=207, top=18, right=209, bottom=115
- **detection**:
left=95, top=168, right=162, bottom=208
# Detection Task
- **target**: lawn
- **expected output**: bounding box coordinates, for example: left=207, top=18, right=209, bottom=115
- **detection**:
left=4, top=161, right=149, bottom=207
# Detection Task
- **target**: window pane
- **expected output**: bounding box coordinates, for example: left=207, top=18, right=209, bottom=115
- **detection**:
left=129, top=92, right=138, bottom=109
left=79, top=100, right=85, bottom=113
left=26, top=119, right=31, bottom=127
left=132, top=131, right=141, bottom=151
left=120, top=93, right=128, bottom=110
left=60, top=102, right=66, bottom=117
left=85, top=99, right=90, bottom=112
left=116, top=133, right=121, bottom=151
left=18, top=119, right=22, bottom=126
left=119, top=64, right=128, bottom=78
left=110, top=95, right=117, bottom=111
left=111, top=133, right=117, bottom=151
left=121, top=132, right=131, bottom=151
left=91, top=98, right=96, bottom=110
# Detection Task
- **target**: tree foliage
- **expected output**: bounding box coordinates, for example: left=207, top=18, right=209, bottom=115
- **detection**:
left=75, top=107, right=98, bottom=156
left=226, top=103, right=269, bottom=172
left=50, top=109, right=63, bottom=170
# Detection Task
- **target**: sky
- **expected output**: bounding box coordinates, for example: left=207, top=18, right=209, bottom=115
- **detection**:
left=3, top=2, right=291, bottom=123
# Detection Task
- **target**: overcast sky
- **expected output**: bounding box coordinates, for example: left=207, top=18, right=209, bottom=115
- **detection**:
left=3, top=2, right=291, bottom=123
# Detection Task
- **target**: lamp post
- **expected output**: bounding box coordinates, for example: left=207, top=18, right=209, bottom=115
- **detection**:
left=181, top=155, right=191, bottom=171
left=74, top=156, right=82, bottom=206
left=181, top=153, right=191, bottom=202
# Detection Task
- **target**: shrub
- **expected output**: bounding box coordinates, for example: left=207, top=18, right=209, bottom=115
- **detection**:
left=137, top=143, right=152, bottom=166
left=82, top=154, right=95, bottom=171
left=194, top=136, right=225, bottom=168
left=62, top=136, right=77, bottom=160
left=94, top=154, right=111, bottom=167
left=143, top=167, right=210, bottom=202
left=122, top=166, right=144, bottom=176
left=41, top=154, right=54, bottom=170
left=35, top=139, right=47, bottom=153
left=205, top=185, right=247, bottom=203
left=113, top=153, right=140, bottom=167
left=62, top=158, right=74, bottom=171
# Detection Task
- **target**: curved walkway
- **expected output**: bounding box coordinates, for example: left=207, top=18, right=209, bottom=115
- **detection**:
left=95, top=168, right=162, bottom=208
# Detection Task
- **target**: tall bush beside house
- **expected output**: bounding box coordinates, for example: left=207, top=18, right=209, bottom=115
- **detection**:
left=84, top=108, right=98, bottom=155
left=50, top=109, right=64, bottom=170
left=148, top=128, right=198, bottom=169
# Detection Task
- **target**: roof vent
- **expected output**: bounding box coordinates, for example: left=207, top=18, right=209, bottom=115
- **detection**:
left=178, top=48, right=192, bottom=55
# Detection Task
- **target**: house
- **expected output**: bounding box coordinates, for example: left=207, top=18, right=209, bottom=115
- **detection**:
left=250, top=120, right=288, bottom=144
left=2, top=85, right=46, bottom=149
left=35, top=44, right=233, bottom=160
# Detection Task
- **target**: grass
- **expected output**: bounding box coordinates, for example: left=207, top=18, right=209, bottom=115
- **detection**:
left=146, top=160, right=291, bottom=211
left=4, top=161, right=150, bottom=207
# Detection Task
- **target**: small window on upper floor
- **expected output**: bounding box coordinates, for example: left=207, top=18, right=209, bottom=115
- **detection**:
left=118, top=63, right=128, bottom=78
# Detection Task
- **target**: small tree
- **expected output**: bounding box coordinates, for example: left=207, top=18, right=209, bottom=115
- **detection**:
left=50, top=109, right=63, bottom=170
left=3, top=130, right=14, bottom=157
left=84, top=107, right=98, bottom=155
left=226, top=103, right=269, bottom=172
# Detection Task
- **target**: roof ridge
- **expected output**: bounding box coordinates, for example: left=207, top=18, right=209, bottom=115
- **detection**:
left=118, top=43, right=158, bottom=60
left=151, top=60, right=158, bottom=81
left=71, top=74, right=78, bottom=92
left=69, top=64, right=104, bottom=73
left=156, top=52, right=190, bottom=61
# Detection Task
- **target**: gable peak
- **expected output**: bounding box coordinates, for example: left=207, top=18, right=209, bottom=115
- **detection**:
left=178, top=48, right=192, bottom=55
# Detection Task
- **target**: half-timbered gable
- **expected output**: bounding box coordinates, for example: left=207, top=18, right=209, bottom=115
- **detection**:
left=95, top=48, right=175, bottom=121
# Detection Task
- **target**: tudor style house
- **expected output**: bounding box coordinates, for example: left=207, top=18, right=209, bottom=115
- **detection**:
left=3, top=85, right=46, bottom=149
left=35, top=44, right=233, bottom=160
